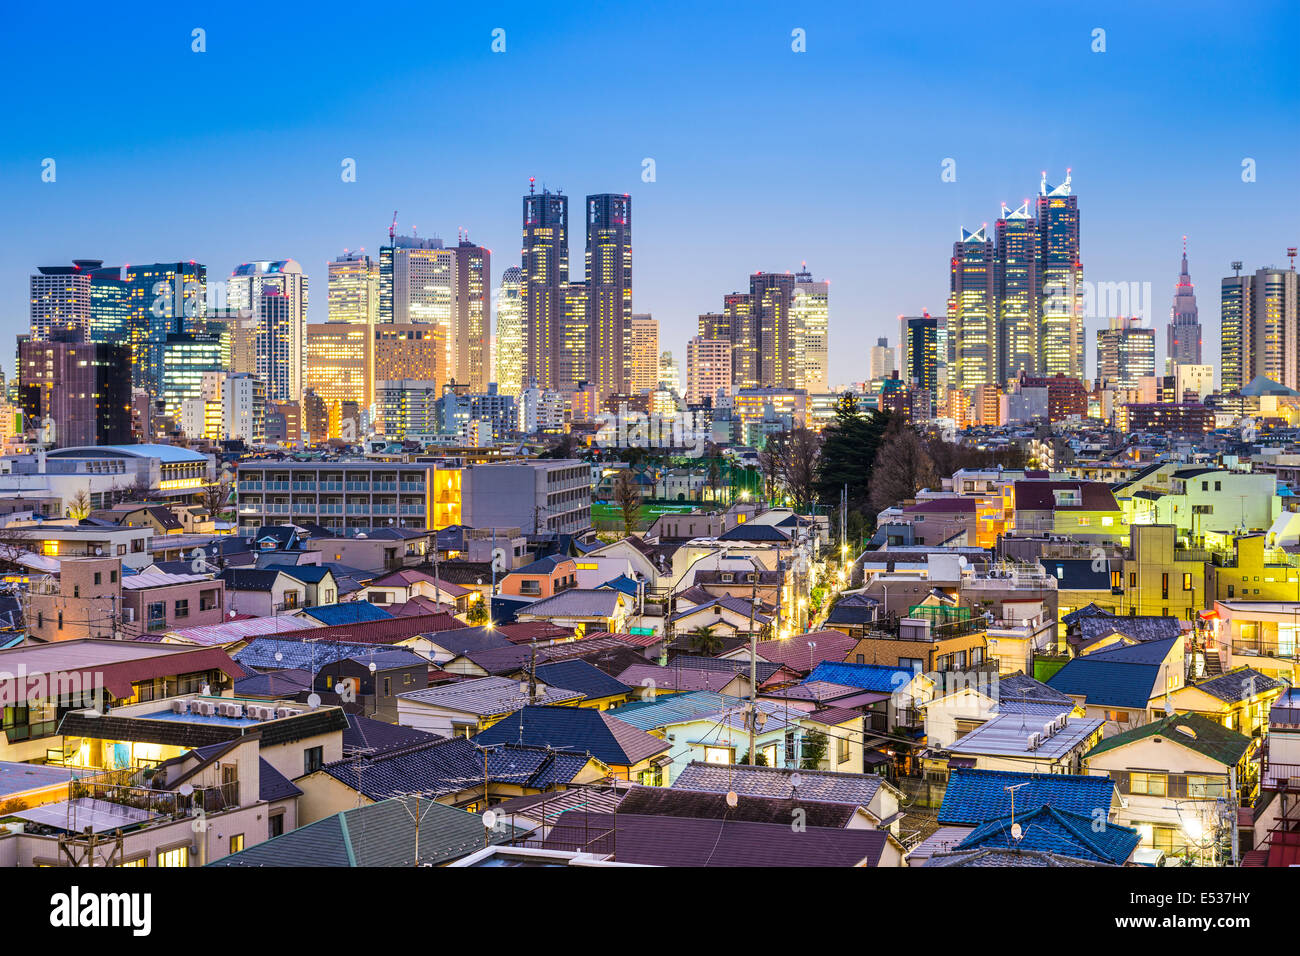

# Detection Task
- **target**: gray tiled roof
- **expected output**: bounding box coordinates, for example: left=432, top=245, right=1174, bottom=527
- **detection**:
left=398, top=675, right=583, bottom=716
left=671, top=761, right=886, bottom=806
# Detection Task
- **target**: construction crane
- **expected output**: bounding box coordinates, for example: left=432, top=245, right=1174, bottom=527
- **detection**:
left=389, top=210, right=398, bottom=244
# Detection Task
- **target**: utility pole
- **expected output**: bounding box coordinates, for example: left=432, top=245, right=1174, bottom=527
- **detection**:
left=746, top=555, right=761, bottom=765
left=527, top=639, right=538, bottom=704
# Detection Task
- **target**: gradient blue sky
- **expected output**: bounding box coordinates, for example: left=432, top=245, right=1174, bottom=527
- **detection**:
left=2, top=1, right=1297, bottom=386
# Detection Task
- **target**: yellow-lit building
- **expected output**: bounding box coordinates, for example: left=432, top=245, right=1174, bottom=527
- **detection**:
left=306, top=321, right=371, bottom=409
left=374, top=324, right=446, bottom=393
left=432, top=467, right=462, bottom=529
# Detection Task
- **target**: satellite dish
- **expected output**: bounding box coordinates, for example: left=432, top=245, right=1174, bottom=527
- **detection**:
left=274, top=652, right=283, bottom=662
left=307, top=693, right=321, bottom=709
left=481, top=810, right=498, bottom=829
left=1011, top=822, right=1023, bottom=841
left=178, top=783, right=194, bottom=797
left=790, top=772, right=803, bottom=789
left=725, top=791, right=738, bottom=808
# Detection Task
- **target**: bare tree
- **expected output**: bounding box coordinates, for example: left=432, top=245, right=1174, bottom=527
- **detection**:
left=0, top=525, right=33, bottom=571
left=199, top=477, right=232, bottom=520
left=66, top=488, right=92, bottom=521
left=868, top=420, right=939, bottom=515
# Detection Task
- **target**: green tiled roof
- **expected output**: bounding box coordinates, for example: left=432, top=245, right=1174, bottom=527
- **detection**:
left=1085, top=712, right=1252, bottom=767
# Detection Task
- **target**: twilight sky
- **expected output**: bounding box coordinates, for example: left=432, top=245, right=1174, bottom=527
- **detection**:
left=2, top=0, right=1297, bottom=387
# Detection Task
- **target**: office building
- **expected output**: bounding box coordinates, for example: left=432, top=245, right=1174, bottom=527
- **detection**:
left=306, top=322, right=371, bottom=410
left=374, top=323, right=447, bottom=393
left=686, top=336, right=732, bottom=405
left=629, top=314, right=659, bottom=394
left=159, top=332, right=227, bottom=418
left=659, top=350, right=681, bottom=393
left=794, top=264, right=829, bottom=393
left=899, top=315, right=941, bottom=401
left=1167, top=240, right=1202, bottom=373
left=375, top=380, right=441, bottom=441
left=586, top=193, right=633, bottom=393
left=495, top=266, right=525, bottom=396
left=328, top=251, right=379, bottom=326
left=1096, top=317, right=1156, bottom=390
left=521, top=186, right=570, bottom=391
left=460, top=459, right=591, bottom=536
left=17, top=332, right=132, bottom=448
left=1221, top=262, right=1299, bottom=393
left=869, top=337, right=895, bottom=381
left=29, top=263, right=93, bottom=342
left=223, top=373, right=266, bottom=443
left=436, top=383, right=517, bottom=444
left=227, top=259, right=309, bottom=401
left=453, top=237, right=491, bottom=392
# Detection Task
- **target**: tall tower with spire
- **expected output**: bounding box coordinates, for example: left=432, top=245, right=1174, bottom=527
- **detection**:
left=1167, top=238, right=1201, bottom=373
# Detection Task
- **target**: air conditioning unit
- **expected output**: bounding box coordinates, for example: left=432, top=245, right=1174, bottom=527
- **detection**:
left=1026, top=732, right=1041, bottom=751
left=1043, top=721, right=1056, bottom=739
left=171, top=699, right=187, bottom=714
left=227, top=704, right=244, bottom=719
left=197, top=701, right=216, bottom=716
left=275, top=707, right=295, bottom=719
left=187, top=699, right=205, bottom=714
left=246, top=705, right=268, bottom=720
left=1055, top=714, right=1067, bottom=732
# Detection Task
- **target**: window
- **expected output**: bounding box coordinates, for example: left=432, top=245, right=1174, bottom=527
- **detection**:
left=1161, top=573, right=1169, bottom=599
left=703, top=746, right=732, bottom=764
left=93, top=572, right=101, bottom=585
left=1130, top=772, right=1166, bottom=796
left=229, top=834, right=244, bottom=854
left=157, top=846, right=189, bottom=867
left=1215, top=481, right=1222, bottom=491
left=1183, top=573, right=1193, bottom=591
left=117, top=545, right=126, bottom=555
left=269, top=813, right=285, bottom=838
left=304, top=746, right=324, bottom=774
left=1129, top=571, right=1137, bottom=588
left=383, top=677, right=391, bottom=696
left=837, top=736, right=851, bottom=764
left=175, top=599, right=189, bottom=619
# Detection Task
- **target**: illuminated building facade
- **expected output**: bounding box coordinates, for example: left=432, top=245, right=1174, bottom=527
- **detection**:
left=29, top=264, right=92, bottom=342
left=160, top=333, right=226, bottom=418
left=900, top=314, right=941, bottom=402
left=495, top=266, right=524, bottom=396
left=227, top=259, right=309, bottom=401
left=521, top=187, right=569, bottom=391
left=453, top=238, right=491, bottom=392
left=306, top=322, right=371, bottom=410
left=374, top=323, right=446, bottom=393
left=586, top=193, right=633, bottom=393
left=686, top=336, right=731, bottom=405
left=949, top=226, right=996, bottom=388
left=995, top=202, right=1039, bottom=381
left=628, top=314, right=659, bottom=394
left=1036, top=172, right=1083, bottom=379
left=1096, top=317, right=1156, bottom=390
left=794, top=265, right=830, bottom=393
left=1221, top=263, right=1298, bottom=393
left=375, top=380, right=441, bottom=440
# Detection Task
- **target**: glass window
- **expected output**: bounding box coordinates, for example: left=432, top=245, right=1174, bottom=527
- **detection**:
left=157, top=846, right=189, bottom=867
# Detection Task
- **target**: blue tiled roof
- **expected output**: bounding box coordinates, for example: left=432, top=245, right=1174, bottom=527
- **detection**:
left=533, top=659, right=631, bottom=701
left=264, top=564, right=333, bottom=583
left=1046, top=659, right=1160, bottom=709
left=956, top=804, right=1140, bottom=865
left=597, top=574, right=641, bottom=596
left=938, top=768, right=1117, bottom=826
left=236, top=636, right=403, bottom=671
left=300, top=602, right=393, bottom=626
left=805, top=661, right=916, bottom=694
left=1080, top=636, right=1179, bottom=665
left=473, top=706, right=669, bottom=766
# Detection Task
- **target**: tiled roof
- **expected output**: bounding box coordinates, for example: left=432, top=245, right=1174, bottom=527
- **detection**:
left=235, top=637, right=413, bottom=672
left=1084, top=711, right=1253, bottom=767
left=506, top=554, right=572, bottom=576
left=617, top=785, right=859, bottom=827
left=532, top=659, right=630, bottom=701
left=544, top=811, right=889, bottom=866
left=1046, top=640, right=1175, bottom=709
left=209, top=794, right=513, bottom=866
left=752, top=630, right=856, bottom=673
left=1013, top=481, right=1120, bottom=512
left=232, top=668, right=314, bottom=698
left=425, top=625, right=515, bottom=655
left=1077, top=615, right=1181, bottom=645
left=263, top=564, right=333, bottom=584
left=925, top=847, right=1108, bottom=867
left=320, top=736, right=601, bottom=799
left=343, top=713, right=441, bottom=757
left=473, top=705, right=670, bottom=766
left=716, top=524, right=791, bottom=542
left=169, top=614, right=319, bottom=646
left=399, top=675, right=583, bottom=715
left=299, top=602, right=394, bottom=626
left=218, top=568, right=284, bottom=592
left=937, top=768, right=1117, bottom=826
left=996, top=671, right=1074, bottom=706
left=805, top=661, right=917, bottom=693
left=670, top=760, right=887, bottom=806
left=516, top=589, right=623, bottom=619
left=1190, top=667, right=1284, bottom=704
left=955, top=804, right=1139, bottom=865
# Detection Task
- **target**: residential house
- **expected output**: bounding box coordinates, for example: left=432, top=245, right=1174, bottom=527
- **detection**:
left=1047, top=636, right=1186, bottom=736
left=358, top=568, right=472, bottom=613
left=498, top=555, right=578, bottom=600
left=513, top=589, right=630, bottom=636
left=1083, top=712, right=1256, bottom=862
left=395, top=676, right=584, bottom=736
left=472, top=705, right=671, bottom=782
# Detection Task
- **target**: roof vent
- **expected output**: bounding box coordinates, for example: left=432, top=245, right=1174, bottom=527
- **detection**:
left=1175, top=724, right=1197, bottom=739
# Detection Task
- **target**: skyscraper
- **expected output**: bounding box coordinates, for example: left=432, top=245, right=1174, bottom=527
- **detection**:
left=794, top=264, right=829, bottom=392
left=18, top=331, right=132, bottom=447
left=453, top=237, right=491, bottom=392
left=521, top=186, right=569, bottom=391
left=948, top=226, right=996, bottom=389
left=126, top=261, right=208, bottom=396
left=586, top=194, right=633, bottom=393
left=228, top=259, right=309, bottom=401
left=869, top=337, right=895, bottom=381
left=1096, top=316, right=1156, bottom=389
left=628, top=314, right=659, bottom=394
left=1221, top=261, right=1299, bottom=392
left=949, top=171, right=1082, bottom=387
left=306, top=322, right=371, bottom=411
left=328, top=251, right=379, bottom=326
left=495, top=266, right=524, bottom=396
left=899, top=315, right=941, bottom=401
left=687, top=336, right=731, bottom=405
left=1167, top=239, right=1202, bottom=372
left=1036, top=171, right=1084, bottom=379
left=29, top=263, right=92, bottom=342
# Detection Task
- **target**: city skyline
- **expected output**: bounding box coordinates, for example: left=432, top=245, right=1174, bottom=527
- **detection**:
left=3, top=3, right=1297, bottom=386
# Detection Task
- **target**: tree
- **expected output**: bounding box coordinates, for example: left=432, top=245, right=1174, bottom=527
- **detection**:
left=736, top=750, right=769, bottom=767
left=66, top=488, right=92, bottom=521
left=0, top=526, right=32, bottom=571
left=539, top=433, right=575, bottom=459
left=465, top=600, right=488, bottom=625
left=867, top=417, right=939, bottom=515
left=199, top=478, right=232, bottom=520
left=688, top=624, right=724, bottom=656
left=814, top=395, right=893, bottom=516
left=800, top=729, right=829, bottom=769
left=612, top=469, right=641, bottom=537
left=767, top=428, right=821, bottom=513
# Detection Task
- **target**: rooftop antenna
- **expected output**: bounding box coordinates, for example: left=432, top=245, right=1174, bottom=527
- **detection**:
left=529, top=176, right=536, bottom=195
left=1232, top=260, right=1243, bottom=277
left=1289, top=248, right=1297, bottom=272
